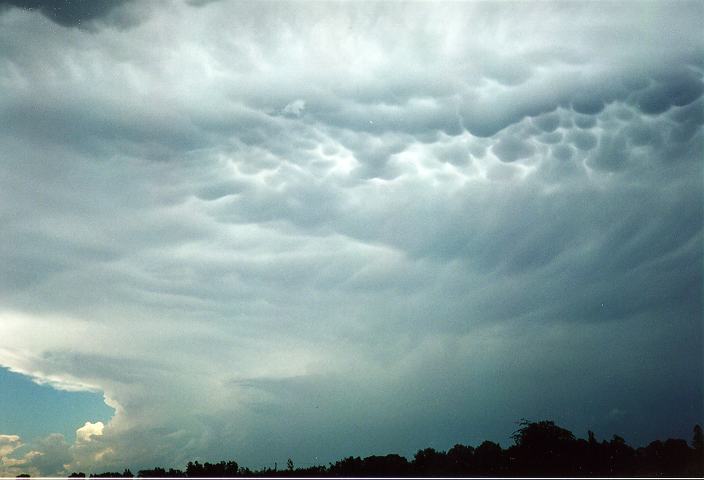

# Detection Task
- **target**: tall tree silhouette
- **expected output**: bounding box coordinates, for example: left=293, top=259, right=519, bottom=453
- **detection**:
left=510, top=419, right=577, bottom=475
left=693, top=424, right=703, bottom=451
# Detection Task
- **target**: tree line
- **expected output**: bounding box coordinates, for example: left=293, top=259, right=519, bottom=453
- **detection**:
left=56, top=420, right=703, bottom=477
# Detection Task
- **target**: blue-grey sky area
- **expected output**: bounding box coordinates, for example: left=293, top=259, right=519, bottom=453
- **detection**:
left=0, top=368, right=113, bottom=442
left=0, top=0, right=702, bottom=476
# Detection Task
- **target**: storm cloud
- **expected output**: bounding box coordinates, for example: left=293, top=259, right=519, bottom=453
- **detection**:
left=0, top=0, right=702, bottom=475
left=0, top=0, right=133, bottom=27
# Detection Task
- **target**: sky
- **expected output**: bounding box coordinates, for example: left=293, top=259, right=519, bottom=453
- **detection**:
left=0, top=0, right=702, bottom=475
left=0, top=368, right=112, bottom=443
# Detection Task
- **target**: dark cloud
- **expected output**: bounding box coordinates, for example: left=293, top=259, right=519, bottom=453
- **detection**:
left=571, top=95, right=605, bottom=115
left=536, top=131, right=563, bottom=144
left=551, top=144, right=574, bottom=161
left=533, top=112, right=561, bottom=132
left=632, top=69, right=704, bottom=114
left=588, top=132, right=629, bottom=171
left=574, top=114, right=597, bottom=129
left=492, top=137, right=535, bottom=162
left=0, top=0, right=131, bottom=27
left=566, top=129, right=597, bottom=151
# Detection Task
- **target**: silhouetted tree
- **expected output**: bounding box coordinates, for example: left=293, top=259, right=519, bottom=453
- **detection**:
left=184, top=460, right=239, bottom=477
left=662, top=439, right=690, bottom=475
left=474, top=440, right=506, bottom=474
left=185, top=461, right=202, bottom=477
left=603, top=434, right=635, bottom=475
left=91, top=469, right=134, bottom=478
left=510, top=419, right=577, bottom=475
left=693, top=424, right=704, bottom=451
left=511, top=419, right=575, bottom=448
left=446, top=443, right=474, bottom=474
left=138, top=467, right=185, bottom=477
left=328, top=456, right=363, bottom=476
left=361, top=454, right=409, bottom=476
left=412, top=447, right=447, bottom=476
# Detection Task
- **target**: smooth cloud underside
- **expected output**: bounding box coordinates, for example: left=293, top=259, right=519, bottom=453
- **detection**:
left=0, top=0, right=702, bottom=475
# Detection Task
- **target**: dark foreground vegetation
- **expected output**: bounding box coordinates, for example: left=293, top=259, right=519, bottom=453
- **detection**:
left=58, top=421, right=703, bottom=478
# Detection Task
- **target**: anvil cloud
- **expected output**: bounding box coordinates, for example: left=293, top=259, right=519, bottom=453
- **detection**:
left=0, top=0, right=702, bottom=475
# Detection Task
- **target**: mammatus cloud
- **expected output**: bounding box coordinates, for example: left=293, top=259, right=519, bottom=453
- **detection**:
left=0, top=0, right=702, bottom=474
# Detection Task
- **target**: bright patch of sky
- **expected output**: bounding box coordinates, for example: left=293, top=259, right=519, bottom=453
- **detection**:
left=0, top=367, right=113, bottom=442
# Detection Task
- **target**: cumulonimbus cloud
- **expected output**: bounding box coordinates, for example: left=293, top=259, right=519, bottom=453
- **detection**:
left=0, top=0, right=701, bottom=475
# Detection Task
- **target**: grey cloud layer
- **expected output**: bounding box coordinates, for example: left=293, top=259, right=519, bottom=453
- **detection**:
left=0, top=0, right=134, bottom=27
left=0, top=0, right=702, bottom=475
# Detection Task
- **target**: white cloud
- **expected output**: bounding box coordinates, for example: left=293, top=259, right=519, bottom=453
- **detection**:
left=76, top=422, right=105, bottom=443
left=0, top=435, right=21, bottom=458
left=282, top=99, right=306, bottom=117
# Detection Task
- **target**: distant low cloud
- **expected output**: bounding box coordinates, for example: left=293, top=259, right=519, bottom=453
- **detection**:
left=0, top=435, right=21, bottom=458
left=0, top=426, right=109, bottom=477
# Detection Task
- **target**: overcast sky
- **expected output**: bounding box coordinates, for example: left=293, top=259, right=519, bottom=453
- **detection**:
left=0, top=0, right=702, bottom=475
